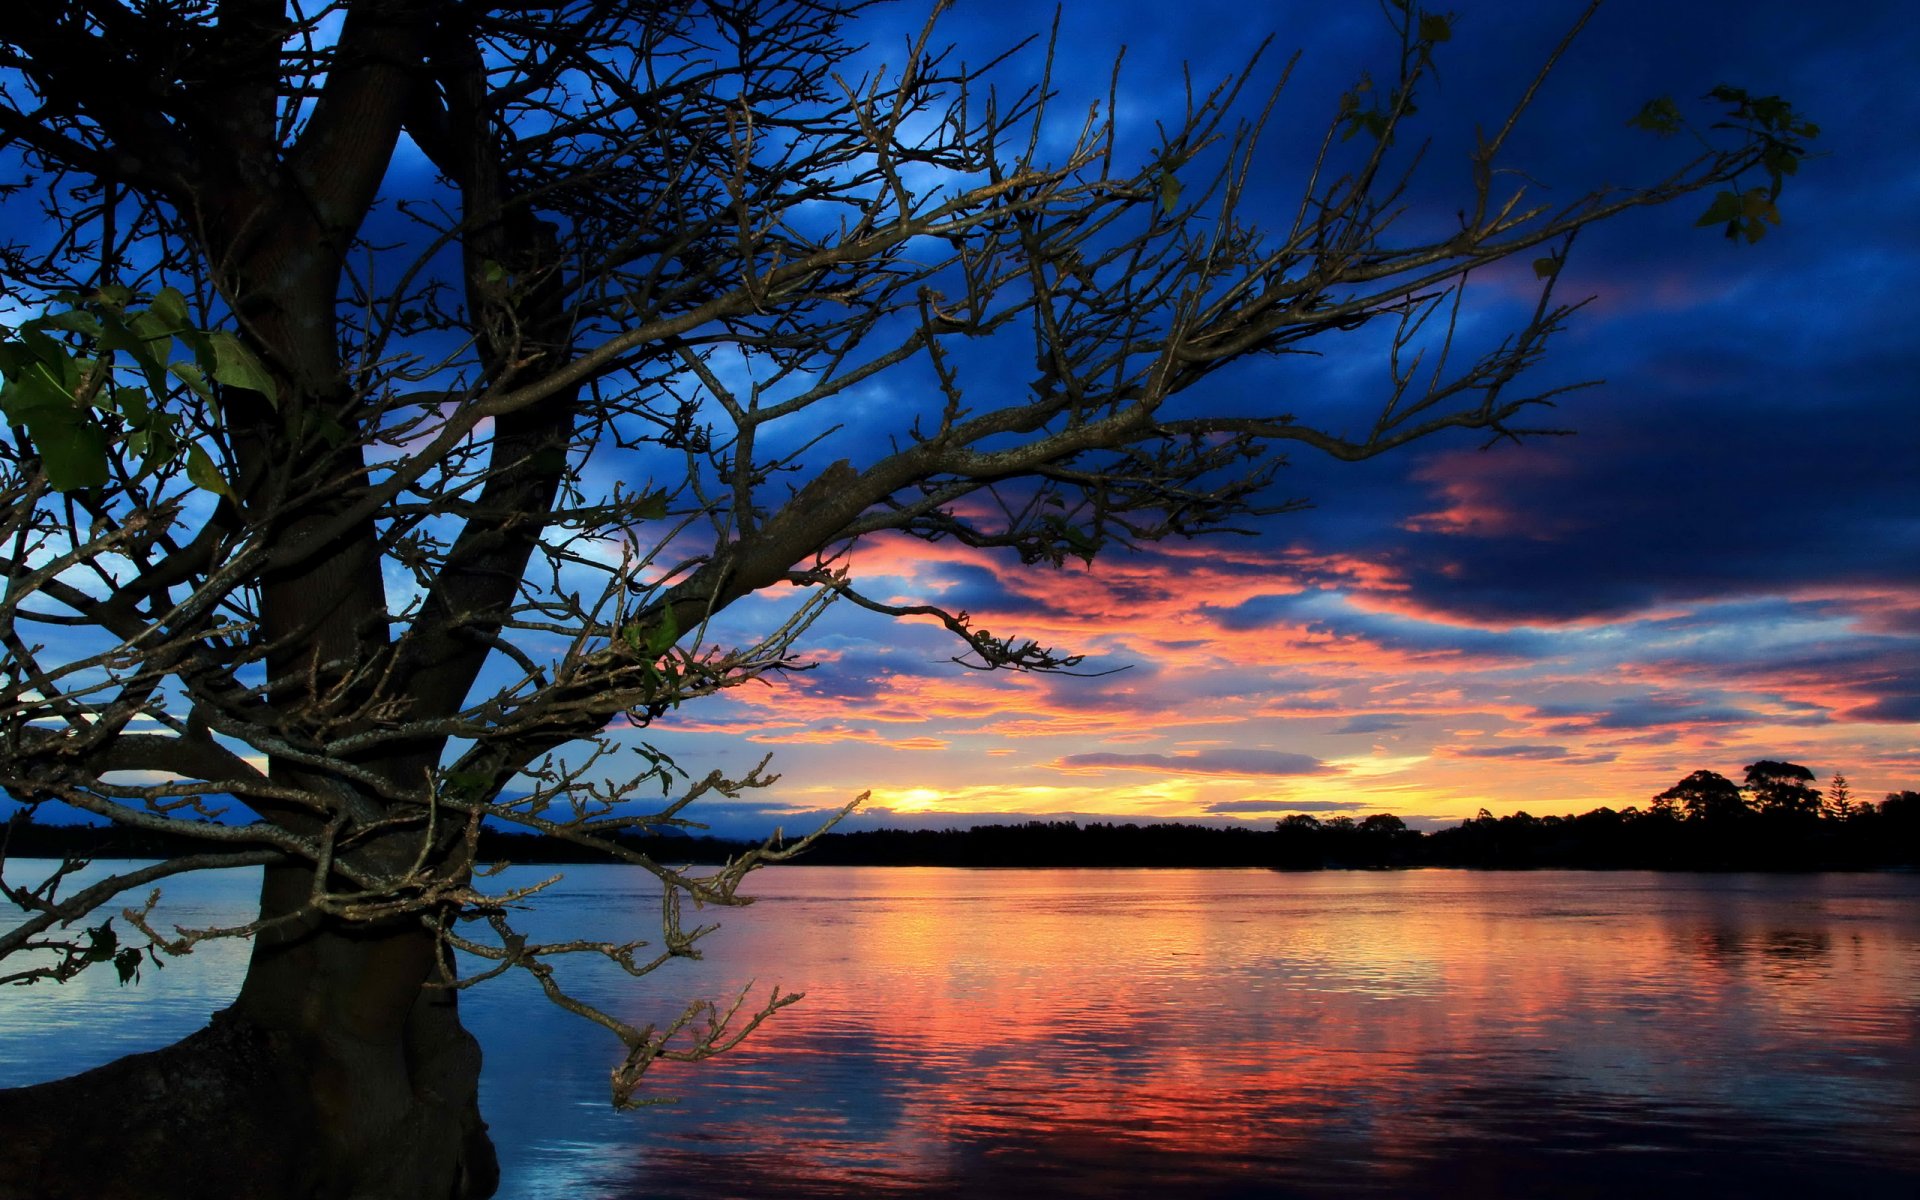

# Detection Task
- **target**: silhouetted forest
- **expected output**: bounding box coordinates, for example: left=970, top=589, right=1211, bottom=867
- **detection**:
left=768, top=793, right=1920, bottom=870
left=10, top=772, right=1919, bottom=872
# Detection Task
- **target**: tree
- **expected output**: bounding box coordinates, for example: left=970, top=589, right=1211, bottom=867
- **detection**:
left=1881, top=791, right=1920, bottom=851
left=0, top=2, right=1813, bottom=1195
left=1825, top=771, right=1855, bottom=819
left=1882, top=791, right=1920, bottom=820
left=1743, top=759, right=1821, bottom=817
left=1653, top=769, right=1748, bottom=821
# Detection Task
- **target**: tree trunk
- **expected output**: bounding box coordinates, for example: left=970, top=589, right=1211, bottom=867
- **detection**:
left=0, top=870, right=498, bottom=1200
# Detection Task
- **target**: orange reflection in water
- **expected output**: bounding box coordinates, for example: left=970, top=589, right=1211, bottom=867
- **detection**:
left=478, top=868, right=1920, bottom=1198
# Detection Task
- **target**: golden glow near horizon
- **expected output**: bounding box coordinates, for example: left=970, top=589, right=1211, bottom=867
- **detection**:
left=641, top=531, right=1919, bottom=830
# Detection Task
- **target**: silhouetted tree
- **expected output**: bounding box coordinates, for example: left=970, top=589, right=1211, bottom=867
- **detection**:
left=0, top=1, right=1817, bottom=1194
left=1654, top=769, right=1748, bottom=821
left=1744, top=760, right=1821, bottom=817
left=1824, top=772, right=1855, bottom=819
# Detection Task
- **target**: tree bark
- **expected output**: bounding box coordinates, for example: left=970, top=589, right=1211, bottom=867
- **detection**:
left=0, top=919, right=498, bottom=1200
left=0, top=852, right=493, bottom=1198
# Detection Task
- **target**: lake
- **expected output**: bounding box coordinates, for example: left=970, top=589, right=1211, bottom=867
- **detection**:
left=3, top=866, right=1918, bottom=1198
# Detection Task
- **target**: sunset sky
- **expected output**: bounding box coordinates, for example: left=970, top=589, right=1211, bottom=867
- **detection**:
left=625, top=0, right=1919, bottom=836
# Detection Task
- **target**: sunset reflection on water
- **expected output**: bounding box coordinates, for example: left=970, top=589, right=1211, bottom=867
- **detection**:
left=458, top=869, right=1920, bottom=1198
left=3, top=866, right=1916, bottom=1198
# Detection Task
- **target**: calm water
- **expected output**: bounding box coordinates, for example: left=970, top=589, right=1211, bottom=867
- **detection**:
left=3, top=866, right=1917, bottom=1198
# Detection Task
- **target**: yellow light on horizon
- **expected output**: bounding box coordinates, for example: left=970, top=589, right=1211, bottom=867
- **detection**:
left=1327, top=753, right=1430, bottom=778
left=891, top=787, right=945, bottom=812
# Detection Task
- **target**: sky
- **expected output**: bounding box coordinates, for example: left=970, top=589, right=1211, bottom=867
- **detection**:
left=4, top=1, right=1910, bottom=841
left=617, top=0, right=1920, bottom=837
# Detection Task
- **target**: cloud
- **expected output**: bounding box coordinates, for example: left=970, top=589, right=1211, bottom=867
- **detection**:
left=1530, top=696, right=1771, bottom=732
left=1202, top=798, right=1368, bottom=814
left=1333, top=713, right=1415, bottom=735
left=1050, top=750, right=1331, bottom=777
left=1444, top=744, right=1574, bottom=760
left=1844, top=694, right=1920, bottom=723
left=744, top=723, right=952, bottom=750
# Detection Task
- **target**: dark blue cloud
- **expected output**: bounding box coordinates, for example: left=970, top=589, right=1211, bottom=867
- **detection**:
left=1334, top=714, right=1414, bottom=735
left=1055, top=749, right=1329, bottom=776
left=1363, top=377, right=1920, bottom=624
left=1146, top=0, right=1920, bottom=642
left=1448, top=744, right=1574, bottom=760
left=1197, top=593, right=1302, bottom=632
left=1848, top=694, right=1920, bottom=723
left=1531, top=697, right=1773, bottom=731
left=1650, top=640, right=1920, bottom=725
left=929, top=562, right=1058, bottom=620
left=840, top=0, right=1920, bottom=659
left=1203, top=798, right=1369, bottom=814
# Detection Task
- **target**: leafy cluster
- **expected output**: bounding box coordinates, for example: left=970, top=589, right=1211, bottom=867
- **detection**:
left=0, top=287, right=273, bottom=492
left=1631, top=84, right=1819, bottom=242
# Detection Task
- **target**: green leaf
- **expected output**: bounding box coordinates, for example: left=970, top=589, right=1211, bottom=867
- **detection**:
left=16, top=328, right=78, bottom=387
left=1417, top=12, right=1452, bottom=42
left=1157, top=170, right=1182, bottom=215
left=1062, top=524, right=1101, bottom=565
left=208, top=331, right=278, bottom=406
left=1340, top=108, right=1390, bottom=143
left=645, top=605, right=680, bottom=656
left=6, top=391, right=110, bottom=492
left=1741, top=189, right=1777, bottom=217
left=147, top=287, right=190, bottom=332
left=146, top=285, right=209, bottom=362
left=169, top=360, right=214, bottom=401
left=1694, top=191, right=1744, bottom=228
left=113, top=387, right=178, bottom=471
left=443, top=770, right=492, bottom=799
left=185, top=443, right=236, bottom=501
left=481, top=260, right=506, bottom=284
left=121, top=308, right=176, bottom=397
left=111, top=386, right=152, bottom=425
left=1627, top=96, right=1683, bottom=136
left=83, top=920, right=118, bottom=963
left=632, top=489, right=669, bottom=521
left=1531, top=256, right=1561, bottom=280
left=1, top=363, right=75, bottom=422
left=300, top=410, right=349, bottom=449
left=38, top=308, right=102, bottom=339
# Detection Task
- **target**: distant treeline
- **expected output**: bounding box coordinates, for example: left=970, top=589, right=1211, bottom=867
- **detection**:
left=11, top=793, right=1919, bottom=871
left=776, top=798, right=1920, bottom=870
